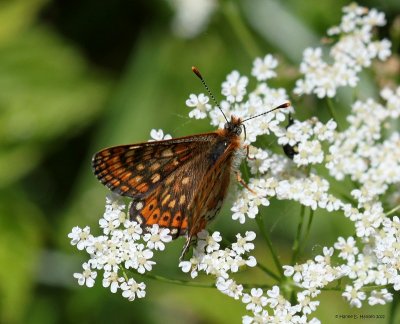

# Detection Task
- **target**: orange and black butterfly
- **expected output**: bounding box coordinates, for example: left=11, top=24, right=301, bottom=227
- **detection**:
left=92, top=67, right=289, bottom=259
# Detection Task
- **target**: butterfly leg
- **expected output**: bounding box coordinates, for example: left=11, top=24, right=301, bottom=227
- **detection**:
left=179, top=235, right=197, bottom=261
left=244, top=145, right=256, bottom=160
left=236, top=172, right=256, bottom=194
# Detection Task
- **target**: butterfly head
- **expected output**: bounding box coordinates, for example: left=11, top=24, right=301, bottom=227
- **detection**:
left=224, top=116, right=243, bottom=137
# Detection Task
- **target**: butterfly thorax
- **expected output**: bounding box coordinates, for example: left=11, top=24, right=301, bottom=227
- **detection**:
left=207, top=117, right=241, bottom=165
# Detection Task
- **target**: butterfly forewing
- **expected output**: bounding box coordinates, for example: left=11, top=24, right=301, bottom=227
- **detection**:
left=92, top=134, right=217, bottom=197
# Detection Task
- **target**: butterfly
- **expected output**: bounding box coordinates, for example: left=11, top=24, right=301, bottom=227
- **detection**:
left=92, top=67, right=290, bottom=259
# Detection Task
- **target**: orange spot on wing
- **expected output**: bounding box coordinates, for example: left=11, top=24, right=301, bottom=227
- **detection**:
left=110, top=179, right=120, bottom=187
left=120, top=172, right=132, bottom=182
left=136, top=182, right=149, bottom=193
left=171, top=211, right=182, bottom=228
left=145, top=208, right=161, bottom=225
left=120, top=185, right=130, bottom=193
left=159, top=211, right=172, bottom=226
left=181, top=217, right=188, bottom=229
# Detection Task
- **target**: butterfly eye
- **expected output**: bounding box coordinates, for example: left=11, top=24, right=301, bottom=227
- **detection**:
left=234, top=126, right=242, bottom=136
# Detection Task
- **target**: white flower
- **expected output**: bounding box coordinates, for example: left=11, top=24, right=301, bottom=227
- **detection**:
left=186, top=93, right=212, bottom=119
left=126, top=244, right=155, bottom=274
left=297, top=291, right=320, bottom=315
left=242, top=288, right=268, bottom=313
left=265, top=286, right=284, bottom=308
left=368, top=289, right=393, bottom=305
left=231, top=198, right=256, bottom=224
left=216, top=277, right=243, bottom=300
left=123, top=220, right=143, bottom=241
left=221, top=70, right=248, bottom=103
left=232, top=231, right=256, bottom=254
left=149, top=129, right=172, bottom=141
left=179, top=251, right=202, bottom=278
left=251, top=55, right=278, bottom=81
left=242, top=310, right=270, bottom=324
left=68, top=226, right=93, bottom=251
left=363, top=8, right=386, bottom=27
left=342, top=285, right=366, bottom=308
left=143, top=224, right=172, bottom=251
left=102, top=270, right=121, bottom=293
left=99, top=210, right=121, bottom=235
left=120, top=278, right=146, bottom=301
left=334, top=236, right=359, bottom=262
left=294, top=140, right=324, bottom=165
left=73, top=262, right=97, bottom=288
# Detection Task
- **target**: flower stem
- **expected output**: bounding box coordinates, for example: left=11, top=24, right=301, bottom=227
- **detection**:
left=291, top=204, right=306, bottom=265
left=386, top=204, right=400, bottom=217
left=256, top=262, right=280, bottom=281
left=119, top=265, right=130, bottom=282
left=256, top=213, right=284, bottom=277
left=221, top=0, right=262, bottom=59
left=389, top=287, right=399, bottom=324
left=133, top=271, right=215, bottom=288
left=299, top=208, right=314, bottom=255
left=326, top=98, right=341, bottom=131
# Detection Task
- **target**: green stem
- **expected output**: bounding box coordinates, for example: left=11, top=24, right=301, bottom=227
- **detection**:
left=119, top=265, right=130, bottom=282
left=256, top=262, right=280, bottom=281
left=133, top=271, right=215, bottom=288
left=389, top=287, right=399, bottom=324
left=386, top=204, right=400, bottom=217
left=221, top=0, right=261, bottom=59
left=299, top=208, right=314, bottom=255
left=291, top=204, right=306, bottom=265
left=326, top=98, right=341, bottom=131
left=319, top=284, right=391, bottom=292
left=256, top=213, right=284, bottom=277
left=336, top=191, right=358, bottom=206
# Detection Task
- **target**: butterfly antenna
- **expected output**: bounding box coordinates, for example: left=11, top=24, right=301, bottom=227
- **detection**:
left=242, top=102, right=291, bottom=122
left=192, top=66, right=229, bottom=123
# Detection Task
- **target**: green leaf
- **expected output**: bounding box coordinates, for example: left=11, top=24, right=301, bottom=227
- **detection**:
left=0, top=26, right=111, bottom=187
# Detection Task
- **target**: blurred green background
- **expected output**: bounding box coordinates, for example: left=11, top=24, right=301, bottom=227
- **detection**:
left=1, top=0, right=399, bottom=323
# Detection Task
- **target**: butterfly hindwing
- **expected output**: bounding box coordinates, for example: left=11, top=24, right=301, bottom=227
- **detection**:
left=182, top=138, right=241, bottom=256
left=127, top=137, right=222, bottom=238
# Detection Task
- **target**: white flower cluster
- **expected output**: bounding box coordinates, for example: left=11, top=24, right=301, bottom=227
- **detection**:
left=179, top=231, right=319, bottom=323
left=242, top=286, right=321, bottom=323
left=326, top=91, right=400, bottom=202
left=294, top=4, right=391, bottom=98
left=232, top=158, right=343, bottom=225
left=277, top=117, right=337, bottom=166
left=283, top=218, right=398, bottom=310
left=69, top=195, right=172, bottom=301
left=187, top=56, right=292, bottom=145
left=184, top=3, right=400, bottom=321
left=179, top=230, right=256, bottom=290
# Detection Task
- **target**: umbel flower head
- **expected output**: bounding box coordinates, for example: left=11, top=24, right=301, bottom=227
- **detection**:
left=70, top=3, right=400, bottom=322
